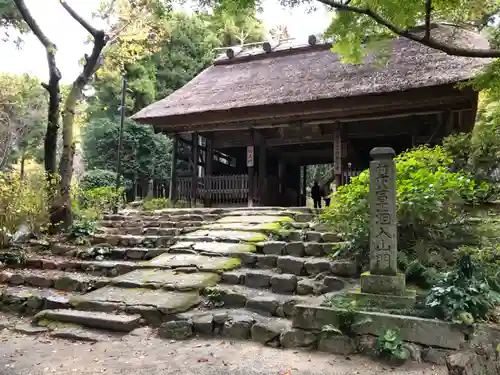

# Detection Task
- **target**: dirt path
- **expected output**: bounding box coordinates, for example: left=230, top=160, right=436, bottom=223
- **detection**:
left=0, top=327, right=446, bottom=375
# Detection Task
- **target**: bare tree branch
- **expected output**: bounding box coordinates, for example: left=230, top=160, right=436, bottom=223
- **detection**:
left=317, top=0, right=500, bottom=58
left=424, top=0, right=431, bottom=40
left=13, top=0, right=61, bottom=175
left=59, top=0, right=99, bottom=37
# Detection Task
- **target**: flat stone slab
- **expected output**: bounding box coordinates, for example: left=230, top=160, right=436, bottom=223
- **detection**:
left=13, top=323, right=49, bottom=335
left=1, top=285, right=75, bottom=310
left=292, top=305, right=466, bottom=350
left=50, top=327, right=117, bottom=342
left=170, top=241, right=257, bottom=255
left=148, top=253, right=241, bottom=271
left=201, top=222, right=283, bottom=233
left=110, top=269, right=220, bottom=291
left=34, top=309, right=141, bottom=332
left=216, top=215, right=294, bottom=224
left=70, top=286, right=200, bottom=314
left=178, top=230, right=267, bottom=242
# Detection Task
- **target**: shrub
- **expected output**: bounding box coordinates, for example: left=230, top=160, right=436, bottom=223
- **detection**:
left=321, top=145, right=484, bottom=267
left=82, top=187, right=124, bottom=214
left=375, top=329, right=410, bottom=361
left=0, top=171, right=55, bottom=247
left=141, top=197, right=189, bottom=211
left=80, top=169, right=118, bottom=191
left=425, top=254, right=500, bottom=323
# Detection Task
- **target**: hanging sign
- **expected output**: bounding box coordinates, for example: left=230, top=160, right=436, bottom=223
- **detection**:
left=246, top=146, right=254, bottom=167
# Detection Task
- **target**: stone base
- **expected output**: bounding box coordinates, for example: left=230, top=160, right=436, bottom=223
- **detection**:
left=349, top=289, right=417, bottom=309
left=360, top=272, right=405, bottom=296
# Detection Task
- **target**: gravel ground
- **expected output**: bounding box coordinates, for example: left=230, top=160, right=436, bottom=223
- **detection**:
left=0, top=324, right=447, bottom=375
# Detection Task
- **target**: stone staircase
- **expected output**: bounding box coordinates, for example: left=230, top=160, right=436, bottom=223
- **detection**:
left=0, top=207, right=358, bottom=346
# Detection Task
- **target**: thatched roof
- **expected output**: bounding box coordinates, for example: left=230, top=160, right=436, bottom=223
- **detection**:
left=132, top=25, right=490, bottom=125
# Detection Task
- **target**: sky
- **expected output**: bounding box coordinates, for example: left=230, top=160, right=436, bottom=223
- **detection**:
left=0, top=0, right=332, bottom=83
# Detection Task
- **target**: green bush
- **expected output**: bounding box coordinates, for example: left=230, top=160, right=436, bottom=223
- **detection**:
left=80, top=169, right=119, bottom=191
left=141, top=197, right=189, bottom=211
left=425, top=254, right=500, bottom=323
left=321, top=145, right=485, bottom=267
left=456, top=245, right=500, bottom=292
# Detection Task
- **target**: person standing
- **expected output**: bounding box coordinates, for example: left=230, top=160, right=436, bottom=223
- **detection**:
left=311, top=181, right=322, bottom=209
left=323, top=183, right=332, bottom=207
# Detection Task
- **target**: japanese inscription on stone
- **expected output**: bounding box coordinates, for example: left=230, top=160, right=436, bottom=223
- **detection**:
left=369, top=147, right=397, bottom=275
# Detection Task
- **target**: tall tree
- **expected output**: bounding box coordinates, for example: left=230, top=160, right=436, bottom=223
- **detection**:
left=13, top=0, right=107, bottom=228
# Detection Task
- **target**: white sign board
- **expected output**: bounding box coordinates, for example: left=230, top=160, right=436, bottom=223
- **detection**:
left=246, top=146, right=254, bottom=167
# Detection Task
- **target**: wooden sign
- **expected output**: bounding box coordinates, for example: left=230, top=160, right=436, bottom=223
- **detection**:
left=246, top=146, right=254, bottom=167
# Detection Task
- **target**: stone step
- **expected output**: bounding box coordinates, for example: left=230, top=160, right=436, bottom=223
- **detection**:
left=199, top=222, right=287, bottom=234
left=220, top=268, right=349, bottom=295
left=161, top=307, right=295, bottom=346
left=98, top=220, right=208, bottom=229
left=206, top=284, right=321, bottom=318
left=34, top=309, right=142, bottom=332
left=0, top=268, right=109, bottom=292
left=174, top=230, right=269, bottom=243
left=256, top=241, right=347, bottom=257
left=235, top=252, right=356, bottom=277
left=0, top=285, right=77, bottom=314
left=25, top=255, right=151, bottom=277
left=70, top=285, right=202, bottom=325
left=73, top=246, right=168, bottom=261
left=284, top=231, right=342, bottom=243
left=103, top=213, right=219, bottom=222
left=109, top=268, right=220, bottom=291
left=147, top=253, right=241, bottom=272
left=90, top=234, right=174, bottom=247
left=99, top=227, right=181, bottom=236
left=216, top=214, right=296, bottom=224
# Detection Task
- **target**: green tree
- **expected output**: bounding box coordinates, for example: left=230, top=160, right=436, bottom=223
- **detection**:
left=87, top=12, right=221, bottom=118
left=0, top=73, right=47, bottom=172
left=208, top=5, right=265, bottom=46
left=81, top=117, right=172, bottom=194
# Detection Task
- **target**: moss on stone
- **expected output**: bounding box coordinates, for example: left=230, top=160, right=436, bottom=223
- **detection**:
left=38, top=319, right=80, bottom=330
left=216, top=257, right=241, bottom=271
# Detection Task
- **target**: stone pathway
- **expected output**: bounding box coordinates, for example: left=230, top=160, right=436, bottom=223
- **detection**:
left=0, top=207, right=358, bottom=349
left=0, top=314, right=446, bottom=375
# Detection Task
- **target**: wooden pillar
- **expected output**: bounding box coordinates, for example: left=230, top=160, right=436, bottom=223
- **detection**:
left=333, top=124, right=343, bottom=190
left=205, top=134, right=213, bottom=207
left=302, top=165, right=307, bottom=206
left=247, top=130, right=256, bottom=207
left=247, top=146, right=255, bottom=207
left=191, top=132, right=199, bottom=207
left=169, top=134, right=179, bottom=202
left=258, top=134, right=267, bottom=206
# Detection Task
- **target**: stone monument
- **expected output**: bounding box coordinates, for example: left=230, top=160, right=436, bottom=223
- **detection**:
left=352, top=147, right=416, bottom=307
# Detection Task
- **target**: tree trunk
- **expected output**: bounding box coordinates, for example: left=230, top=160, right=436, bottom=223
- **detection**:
left=54, top=84, right=80, bottom=229
left=48, top=2, right=107, bottom=229
left=43, top=71, right=61, bottom=176
left=20, top=152, right=26, bottom=181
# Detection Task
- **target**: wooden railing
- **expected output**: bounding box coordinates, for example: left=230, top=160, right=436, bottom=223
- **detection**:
left=172, top=174, right=254, bottom=206
left=342, top=169, right=363, bottom=185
